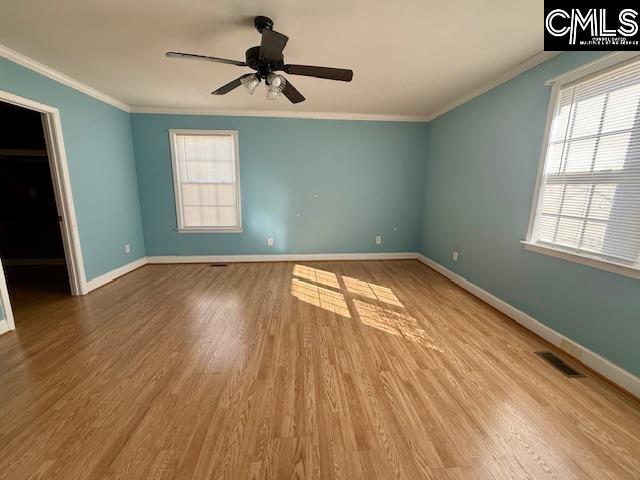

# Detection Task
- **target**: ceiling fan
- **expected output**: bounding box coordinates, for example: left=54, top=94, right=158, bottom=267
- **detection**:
left=166, top=16, right=353, bottom=104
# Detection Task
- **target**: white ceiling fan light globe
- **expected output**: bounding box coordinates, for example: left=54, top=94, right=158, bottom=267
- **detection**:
left=265, top=73, right=286, bottom=100
left=241, top=74, right=260, bottom=94
left=266, top=85, right=281, bottom=100
left=270, top=74, right=285, bottom=88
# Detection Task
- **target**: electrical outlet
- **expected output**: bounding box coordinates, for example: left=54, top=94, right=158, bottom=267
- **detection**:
left=452, top=250, right=459, bottom=261
left=375, top=235, right=382, bottom=245
left=124, top=244, right=130, bottom=254
left=267, top=236, right=274, bottom=247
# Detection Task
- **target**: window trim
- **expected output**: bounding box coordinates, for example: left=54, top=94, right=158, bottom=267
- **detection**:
left=524, top=52, right=640, bottom=280
left=168, top=129, right=242, bottom=233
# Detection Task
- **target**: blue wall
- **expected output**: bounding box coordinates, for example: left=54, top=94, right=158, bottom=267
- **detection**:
left=2, top=52, right=638, bottom=377
left=132, top=114, right=425, bottom=256
left=420, top=51, right=640, bottom=376
left=0, top=58, right=146, bottom=281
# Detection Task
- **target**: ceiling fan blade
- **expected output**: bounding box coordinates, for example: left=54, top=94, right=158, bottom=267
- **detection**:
left=211, top=74, right=254, bottom=95
left=166, top=51, right=247, bottom=67
left=259, top=29, right=288, bottom=61
left=283, top=64, right=353, bottom=82
left=282, top=79, right=305, bottom=104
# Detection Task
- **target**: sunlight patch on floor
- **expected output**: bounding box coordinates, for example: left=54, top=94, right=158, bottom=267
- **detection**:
left=291, top=278, right=351, bottom=318
left=293, top=264, right=340, bottom=289
left=342, top=276, right=404, bottom=307
left=353, top=299, right=442, bottom=352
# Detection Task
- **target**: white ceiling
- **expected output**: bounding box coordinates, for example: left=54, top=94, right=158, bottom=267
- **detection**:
left=0, top=0, right=544, bottom=118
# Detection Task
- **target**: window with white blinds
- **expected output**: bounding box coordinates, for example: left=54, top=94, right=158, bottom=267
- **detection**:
left=529, top=57, right=640, bottom=274
left=169, top=130, right=241, bottom=232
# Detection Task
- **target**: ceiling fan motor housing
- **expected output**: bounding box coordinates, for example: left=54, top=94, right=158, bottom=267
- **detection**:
left=245, top=46, right=284, bottom=77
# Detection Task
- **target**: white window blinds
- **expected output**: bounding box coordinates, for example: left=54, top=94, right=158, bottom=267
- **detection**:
left=531, top=58, right=640, bottom=270
left=169, top=131, right=241, bottom=231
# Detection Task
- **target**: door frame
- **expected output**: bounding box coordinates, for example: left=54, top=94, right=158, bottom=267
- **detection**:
left=0, top=264, right=14, bottom=332
left=0, top=89, right=87, bottom=330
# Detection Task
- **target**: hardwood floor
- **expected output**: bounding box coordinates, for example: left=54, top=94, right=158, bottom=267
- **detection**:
left=0, top=260, right=639, bottom=479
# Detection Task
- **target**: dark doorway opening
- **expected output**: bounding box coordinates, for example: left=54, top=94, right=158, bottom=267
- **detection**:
left=0, top=101, right=70, bottom=322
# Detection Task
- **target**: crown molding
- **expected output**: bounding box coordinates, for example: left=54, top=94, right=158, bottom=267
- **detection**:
left=1, top=42, right=558, bottom=123
left=424, top=51, right=560, bottom=122
left=129, top=106, right=430, bottom=122
left=0, top=43, right=130, bottom=112
left=0, top=45, right=427, bottom=122
left=545, top=51, right=640, bottom=86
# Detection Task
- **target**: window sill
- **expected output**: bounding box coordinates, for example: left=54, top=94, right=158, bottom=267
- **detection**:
left=177, top=227, right=243, bottom=234
left=521, top=241, right=640, bottom=280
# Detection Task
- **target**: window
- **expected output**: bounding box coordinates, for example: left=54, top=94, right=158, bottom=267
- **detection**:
left=169, top=130, right=241, bottom=232
left=526, top=54, right=640, bottom=279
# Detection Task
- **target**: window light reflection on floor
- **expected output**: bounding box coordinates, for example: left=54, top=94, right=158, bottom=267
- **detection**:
left=292, top=264, right=340, bottom=289
left=290, top=278, right=351, bottom=318
left=289, top=265, right=437, bottom=349
left=353, top=299, right=442, bottom=352
left=342, top=276, right=404, bottom=307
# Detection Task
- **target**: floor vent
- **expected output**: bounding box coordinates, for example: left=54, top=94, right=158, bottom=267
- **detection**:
left=210, top=263, right=228, bottom=267
left=535, top=351, right=585, bottom=378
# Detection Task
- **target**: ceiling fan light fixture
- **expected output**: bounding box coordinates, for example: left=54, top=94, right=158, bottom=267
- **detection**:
left=167, top=16, right=353, bottom=104
left=240, top=73, right=260, bottom=94
left=266, top=73, right=285, bottom=100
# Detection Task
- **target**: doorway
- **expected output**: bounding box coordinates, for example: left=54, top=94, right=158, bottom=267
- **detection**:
left=0, top=91, right=86, bottom=332
left=0, top=101, right=71, bottom=318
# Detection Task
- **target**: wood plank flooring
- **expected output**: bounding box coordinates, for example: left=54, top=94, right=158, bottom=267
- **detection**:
left=0, top=260, right=639, bottom=479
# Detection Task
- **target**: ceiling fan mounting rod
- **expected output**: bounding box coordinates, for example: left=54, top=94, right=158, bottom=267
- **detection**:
left=254, top=16, right=274, bottom=33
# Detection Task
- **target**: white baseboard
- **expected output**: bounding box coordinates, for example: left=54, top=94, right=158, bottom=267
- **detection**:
left=80, top=251, right=639, bottom=397
left=0, top=319, right=10, bottom=336
left=85, top=257, right=149, bottom=293
left=416, top=254, right=640, bottom=399
left=146, top=252, right=418, bottom=264
left=83, top=252, right=416, bottom=293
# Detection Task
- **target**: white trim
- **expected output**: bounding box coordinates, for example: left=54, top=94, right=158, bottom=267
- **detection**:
left=0, top=259, right=15, bottom=332
left=177, top=227, right=243, bottom=234
left=545, top=52, right=640, bottom=86
left=525, top=80, right=560, bottom=241
left=131, top=107, right=429, bottom=123
left=522, top=241, right=640, bottom=280
left=85, top=257, right=148, bottom=293
left=83, top=253, right=416, bottom=290
left=0, top=319, right=10, bottom=336
left=0, top=42, right=559, bottom=123
left=169, top=129, right=242, bottom=233
left=0, top=44, right=129, bottom=112
left=0, top=89, right=87, bottom=297
left=147, top=252, right=417, bottom=264
left=416, top=254, right=640, bottom=399
left=424, top=51, right=560, bottom=122
left=41, top=107, right=87, bottom=295
left=168, top=129, right=238, bottom=135
left=525, top=53, right=640, bottom=279
left=131, top=50, right=557, bottom=123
